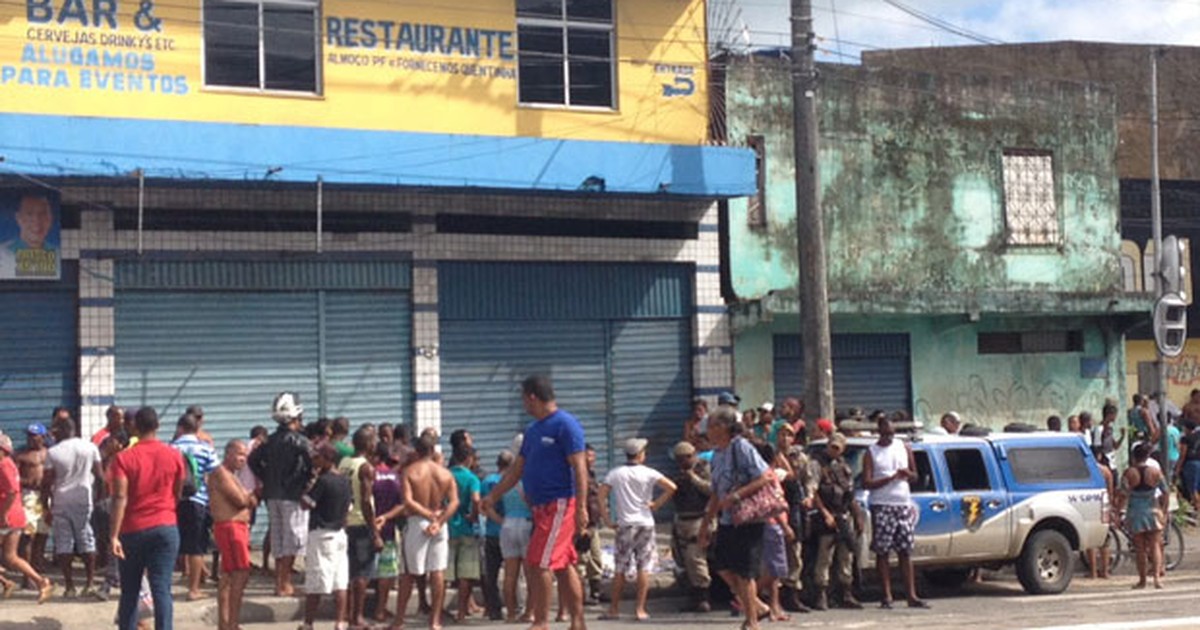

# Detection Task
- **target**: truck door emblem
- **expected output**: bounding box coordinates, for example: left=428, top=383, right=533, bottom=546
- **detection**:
left=961, top=495, right=983, bottom=531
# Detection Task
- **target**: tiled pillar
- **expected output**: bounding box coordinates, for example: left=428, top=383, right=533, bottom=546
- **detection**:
left=412, top=259, right=441, bottom=437
left=77, top=210, right=116, bottom=438
left=692, top=202, right=733, bottom=404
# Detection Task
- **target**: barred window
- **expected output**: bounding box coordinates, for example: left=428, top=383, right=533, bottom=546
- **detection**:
left=517, top=0, right=615, bottom=108
left=204, top=0, right=320, bottom=94
left=1002, top=150, right=1058, bottom=246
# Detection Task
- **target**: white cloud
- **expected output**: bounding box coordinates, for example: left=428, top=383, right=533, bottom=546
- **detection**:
left=722, top=0, right=1200, bottom=60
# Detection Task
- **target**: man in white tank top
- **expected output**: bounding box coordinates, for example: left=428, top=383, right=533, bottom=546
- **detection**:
left=861, top=417, right=927, bottom=609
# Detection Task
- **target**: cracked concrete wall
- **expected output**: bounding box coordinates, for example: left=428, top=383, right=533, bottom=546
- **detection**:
left=725, top=56, right=1123, bottom=313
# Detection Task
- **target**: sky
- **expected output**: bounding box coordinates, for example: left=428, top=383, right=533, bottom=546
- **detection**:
left=717, top=0, right=1200, bottom=62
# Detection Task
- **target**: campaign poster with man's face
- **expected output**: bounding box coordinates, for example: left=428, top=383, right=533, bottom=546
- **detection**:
left=0, top=191, right=61, bottom=280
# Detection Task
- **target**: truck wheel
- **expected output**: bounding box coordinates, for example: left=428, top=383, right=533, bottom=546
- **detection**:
left=923, top=568, right=972, bottom=589
left=1017, top=529, right=1073, bottom=594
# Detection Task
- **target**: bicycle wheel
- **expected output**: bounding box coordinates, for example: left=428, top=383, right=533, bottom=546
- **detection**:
left=1107, top=526, right=1125, bottom=573
left=1164, top=521, right=1185, bottom=571
left=1082, top=526, right=1123, bottom=574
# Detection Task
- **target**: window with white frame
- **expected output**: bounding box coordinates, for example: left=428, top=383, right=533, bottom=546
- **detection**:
left=203, top=0, right=320, bottom=93
left=517, top=0, right=615, bottom=108
left=1002, top=149, right=1059, bottom=246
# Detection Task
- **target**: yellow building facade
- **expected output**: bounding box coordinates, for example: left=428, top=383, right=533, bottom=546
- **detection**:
left=5, top=0, right=709, bottom=143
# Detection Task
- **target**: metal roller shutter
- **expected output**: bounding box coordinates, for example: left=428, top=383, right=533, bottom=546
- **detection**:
left=609, top=320, right=692, bottom=472
left=115, top=291, right=322, bottom=448
left=774, top=333, right=912, bottom=414
left=439, top=320, right=608, bottom=475
left=0, top=281, right=78, bottom=437
left=323, top=292, right=412, bottom=426
left=439, top=262, right=694, bottom=477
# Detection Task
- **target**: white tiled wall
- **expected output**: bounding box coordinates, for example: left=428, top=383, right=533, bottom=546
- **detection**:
left=69, top=189, right=731, bottom=437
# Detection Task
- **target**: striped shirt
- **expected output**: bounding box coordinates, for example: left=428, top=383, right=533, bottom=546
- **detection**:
left=172, top=434, right=218, bottom=506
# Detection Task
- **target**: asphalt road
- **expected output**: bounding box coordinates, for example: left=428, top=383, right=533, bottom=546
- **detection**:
left=4, top=533, right=1198, bottom=630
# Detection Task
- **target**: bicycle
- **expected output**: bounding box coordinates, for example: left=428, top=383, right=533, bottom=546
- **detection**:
left=1090, top=513, right=1184, bottom=574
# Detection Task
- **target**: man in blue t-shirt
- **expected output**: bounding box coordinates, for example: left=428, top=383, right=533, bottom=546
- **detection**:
left=482, top=375, right=588, bottom=630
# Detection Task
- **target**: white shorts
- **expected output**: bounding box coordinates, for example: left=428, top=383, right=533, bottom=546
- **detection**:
left=304, top=529, right=349, bottom=595
left=268, top=500, right=308, bottom=559
left=500, top=518, right=532, bottom=560
left=403, top=518, right=448, bottom=576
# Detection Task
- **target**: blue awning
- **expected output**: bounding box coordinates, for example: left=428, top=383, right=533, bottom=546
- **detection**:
left=0, top=113, right=756, bottom=198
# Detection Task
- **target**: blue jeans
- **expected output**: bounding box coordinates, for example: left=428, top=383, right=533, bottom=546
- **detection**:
left=118, top=525, right=180, bottom=630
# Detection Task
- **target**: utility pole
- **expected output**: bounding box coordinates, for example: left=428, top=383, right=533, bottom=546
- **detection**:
left=791, top=0, right=834, bottom=420
left=1150, top=49, right=1170, bottom=481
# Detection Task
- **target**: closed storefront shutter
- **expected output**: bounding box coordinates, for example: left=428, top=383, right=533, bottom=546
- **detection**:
left=0, top=270, right=78, bottom=436
left=440, top=320, right=608, bottom=472
left=609, top=320, right=691, bottom=472
left=323, top=291, right=412, bottom=426
left=439, top=262, right=693, bottom=477
left=115, top=291, right=322, bottom=448
left=774, top=333, right=912, bottom=414
left=115, top=260, right=412, bottom=544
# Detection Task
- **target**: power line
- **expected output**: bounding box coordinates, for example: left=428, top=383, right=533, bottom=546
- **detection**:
left=879, top=0, right=1004, bottom=45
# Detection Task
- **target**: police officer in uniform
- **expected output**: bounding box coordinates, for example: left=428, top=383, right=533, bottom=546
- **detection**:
left=812, top=432, right=863, bottom=610
left=669, top=441, right=712, bottom=612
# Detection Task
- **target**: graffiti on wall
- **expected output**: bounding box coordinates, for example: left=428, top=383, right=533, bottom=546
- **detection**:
left=914, top=373, right=1106, bottom=428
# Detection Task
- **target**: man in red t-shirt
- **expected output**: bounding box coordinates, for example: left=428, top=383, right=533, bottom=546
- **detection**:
left=0, top=431, right=53, bottom=603
left=110, top=407, right=187, bottom=630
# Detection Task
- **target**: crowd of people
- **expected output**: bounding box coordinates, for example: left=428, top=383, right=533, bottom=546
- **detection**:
left=4, top=381, right=1200, bottom=630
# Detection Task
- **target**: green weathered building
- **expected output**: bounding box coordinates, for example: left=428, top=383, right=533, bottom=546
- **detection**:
left=721, top=54, right=1151, bottom=428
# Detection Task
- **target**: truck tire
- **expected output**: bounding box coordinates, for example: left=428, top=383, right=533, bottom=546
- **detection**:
left=1017, top=529, right=1073, bottom=594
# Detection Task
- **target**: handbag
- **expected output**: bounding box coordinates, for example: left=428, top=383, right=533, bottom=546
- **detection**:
left=730, top=441, right=788, bottom=525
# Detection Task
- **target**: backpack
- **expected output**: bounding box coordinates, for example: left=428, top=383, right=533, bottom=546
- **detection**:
left=181, top=451, right=201, bottom=498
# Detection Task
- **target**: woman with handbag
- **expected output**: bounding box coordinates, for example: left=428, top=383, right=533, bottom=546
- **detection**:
left=698, top=407, right=784, bottom=630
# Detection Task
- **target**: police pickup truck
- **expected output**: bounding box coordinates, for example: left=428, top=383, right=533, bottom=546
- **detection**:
left=816, top=431, right=1108, bottom=595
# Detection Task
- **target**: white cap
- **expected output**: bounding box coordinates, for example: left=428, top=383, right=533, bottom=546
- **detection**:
left=271, top=391, right=304, bottom=423
left=760, top=402, right=775, bottom=412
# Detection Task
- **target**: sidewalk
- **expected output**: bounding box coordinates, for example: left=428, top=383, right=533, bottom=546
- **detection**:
left=0, top=526, right=684, bottom=629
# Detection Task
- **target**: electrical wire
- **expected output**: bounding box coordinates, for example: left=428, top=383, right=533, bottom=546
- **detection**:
left=879, top=0, right=1004, bottom=45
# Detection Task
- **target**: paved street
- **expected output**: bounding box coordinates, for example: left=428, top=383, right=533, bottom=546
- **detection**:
left=3, top=534, right=1198, bottom=630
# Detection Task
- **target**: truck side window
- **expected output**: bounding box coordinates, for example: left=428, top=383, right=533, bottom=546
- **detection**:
left=1008, top=447, right=1091, bottom=484
left=910, top=451, right=937, bottom=493
left=945, top=448, right=991, bottom=491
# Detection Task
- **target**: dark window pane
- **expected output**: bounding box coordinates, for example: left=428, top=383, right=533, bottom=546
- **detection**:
left=567, top=27, right=609, bottom=57
left=518, top=25, right=564, bottom=104
left=263, top=5, right=317, bottom=92
left=517, top=0, right=561, bottom=18
left=567, top=28, right=611, bottom=106
left=910, top=451, right=937, bottom=493
left=945, top=449, right=991, bottom=491
left=1008, top=448, right=1092, bottom=484
left=520, top=25, right=563, bottom=55
left=568, top=60, right=610, bottom=106
left=567, top=0, right=611, bottom=22
left=204, top=0, right=260, bottom=88
left=519, top=56, right=565, bottom=104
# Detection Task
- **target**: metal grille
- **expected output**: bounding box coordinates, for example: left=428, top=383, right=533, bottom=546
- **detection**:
left=1002, top=152, right=1059, bottom=245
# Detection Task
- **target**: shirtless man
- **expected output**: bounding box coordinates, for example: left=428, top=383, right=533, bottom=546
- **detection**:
left=393, top=434, right=459, bottom=630
left=209, top=441, right=258, bottom=630
left=1183, top=390, right=1200, bottom=427
left=16, top=424, right=50, bottom=577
